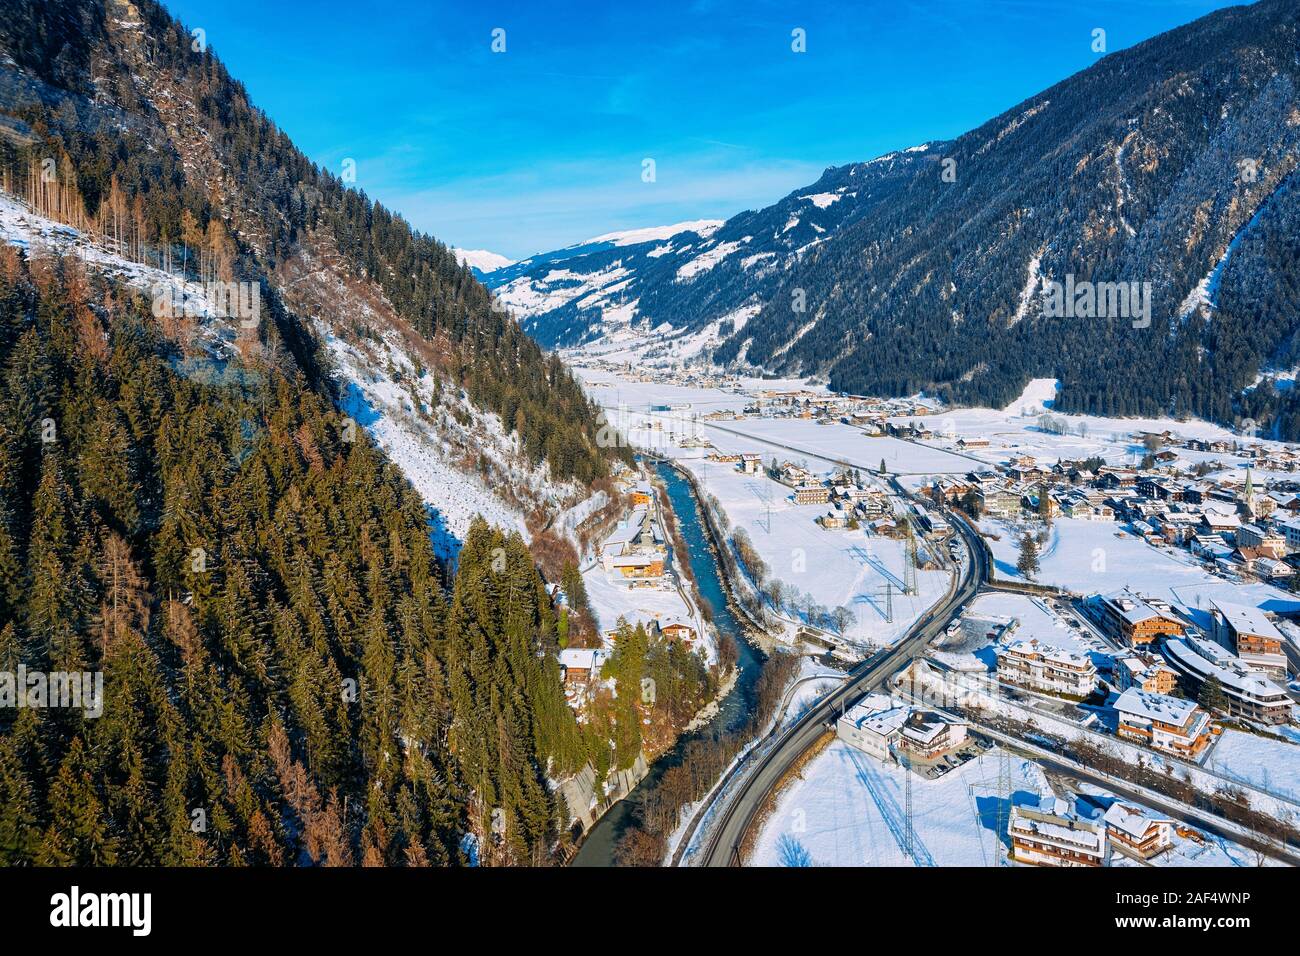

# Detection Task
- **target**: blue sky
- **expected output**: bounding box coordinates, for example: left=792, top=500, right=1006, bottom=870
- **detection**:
left=164, top=0, right=1241, bottom=259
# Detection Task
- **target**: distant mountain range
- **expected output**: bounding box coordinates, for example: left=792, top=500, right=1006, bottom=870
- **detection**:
left=497, top=0, right=1300, bottom=438
left=451, top=247, right=515, bottom=278
left=479, top=155, right=935, bottom=350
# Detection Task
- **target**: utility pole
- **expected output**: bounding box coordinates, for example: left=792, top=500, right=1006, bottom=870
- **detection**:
left=995, top=747, right=1011, bottom=867
left=903, top=518, right=919, bottom=596
left=903, top=754, right=915, bottom=864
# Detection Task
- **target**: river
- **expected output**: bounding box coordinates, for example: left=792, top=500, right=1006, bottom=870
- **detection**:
left=571, top=459, right=767, bottom=866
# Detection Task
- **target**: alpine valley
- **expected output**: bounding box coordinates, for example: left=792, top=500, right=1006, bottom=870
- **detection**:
left=485, top=0, right=1300, bottom=439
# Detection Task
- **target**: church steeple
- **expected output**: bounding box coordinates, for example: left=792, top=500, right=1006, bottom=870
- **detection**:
left=1240, top=466, right=1256, bottom=518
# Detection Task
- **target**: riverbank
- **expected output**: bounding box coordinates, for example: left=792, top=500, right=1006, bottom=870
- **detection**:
left=570, top=459, right=778, bottom=865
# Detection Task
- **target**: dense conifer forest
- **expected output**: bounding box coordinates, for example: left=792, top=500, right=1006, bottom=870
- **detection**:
left=0, top=251, right=610, bottom=865
left=0, top=0, right=690, bottom=867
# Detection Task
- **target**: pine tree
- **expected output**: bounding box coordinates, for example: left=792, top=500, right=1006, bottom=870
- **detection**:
left=37, top=737, right=119, bottom=866
left=1016, top=532, right=1040, bottom=579
left=1198, top=675, right=1228, bottom=714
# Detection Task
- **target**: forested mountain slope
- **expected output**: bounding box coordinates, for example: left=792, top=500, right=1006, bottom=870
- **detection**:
left=0, top=0, right=613, bottom=511
left=718, top=0, right=1300, bottom=434
left=511, top=0, right=1300, bottom=438
left=0, top=0, right=653, bottom=866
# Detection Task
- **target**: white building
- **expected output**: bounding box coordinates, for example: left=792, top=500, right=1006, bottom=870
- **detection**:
left=996, top=640, right=1097, bottom=697
left=1104, top=803, right=1174, bottom=860
left=835, top=694, right=908, bottom=762
left=1010, top=795, right=1108, bottom=867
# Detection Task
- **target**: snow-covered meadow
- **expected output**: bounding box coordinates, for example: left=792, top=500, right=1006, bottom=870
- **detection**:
left=751, top=741, right=1048, bottom=867
left=679, top=456, right=949, bottom=648
left=982, top=516, right=1300, bottom=618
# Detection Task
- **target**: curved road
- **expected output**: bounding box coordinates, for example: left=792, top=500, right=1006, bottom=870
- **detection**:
left=695, top=509, right=989, bottom=866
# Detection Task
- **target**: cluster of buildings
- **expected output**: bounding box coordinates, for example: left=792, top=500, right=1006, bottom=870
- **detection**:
left=767, top=459, right=901, bottom=533
left=562, top=472, right=702, bottom=712
left=556, top=608, right=705, bottom=702
left=574, top=358, right=740, bottom=393
left=985, top=586, right=1295, bottom=766
left=744, top=389, right=940, bottom=427
left=931, top=438, right=1300, bottom=585
left=599, top=480, right=667, bottom=584
left=1084, top=590, right=1294, bottom=727
left=1009, top=794, right=1176, bottom=866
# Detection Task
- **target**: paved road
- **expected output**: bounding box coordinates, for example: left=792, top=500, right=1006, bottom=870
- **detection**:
left=694, top=510, right=989, bottom=866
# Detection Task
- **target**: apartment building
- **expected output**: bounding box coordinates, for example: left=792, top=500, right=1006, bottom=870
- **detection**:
left=1161, top=636, right=1293, bottom=725
left=1009, top=796, right=1108, bottom=867
left=996, top=640, right=1097, bottom=697
left=1093, top=589, right=1186, bottom=647
left=794, top=483, right=832, bottom=506
left=1209, top=599, right=1290, bottom=680
left=1113, top=688, right=1213, bottom=759
left=1113, top=655, right=1178, bottom=695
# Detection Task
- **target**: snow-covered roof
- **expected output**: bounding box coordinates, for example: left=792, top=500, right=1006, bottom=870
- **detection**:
left=1114, top=687, right=1201, bottom=727
left=611, top=553, right=660, bottom=568
left=900, top=710, right=960, bottom=745
left=1100, top=589, right=1175, bottom=626
left=559, top=648, right=607, bottom=671
left=1010, top=797, right=1105, bottom=850
left=603, top=511, right=645, bottom=548
left=840, top=694, right=908, bottom=736
left=1000, top=639, right=1090, bottom=668
left=1103, top=802, right=1172, bottom=839
left=1163, top=637, right=1289, bottom=701
left=1210, top=599, right=1284, bottom=641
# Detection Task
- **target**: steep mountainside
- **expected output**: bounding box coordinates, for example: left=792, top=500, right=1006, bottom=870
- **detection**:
left=723, top=0, right=1300, bottom=434
left=0, top=0, right=643, bottom=868
left=490, top=148, right=938, bottom=350
left=0, top=0, right=615, bottom=538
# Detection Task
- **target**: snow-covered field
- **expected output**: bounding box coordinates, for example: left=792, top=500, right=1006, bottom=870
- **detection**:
left=1206, top=729, right=1300, bottom=803
left=908, top=377, right=1256, bottom=473
left=750, top=741, right=1049, bottom=867
left=983, top=516, right=1300, bottom=617
left=753, top=737, right=1272, bottom=867
left=680, top=457, right=949, bottom=648
left=574, top=370, right=963, bottom=649
left=705, top=417, right=974, bottom=475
